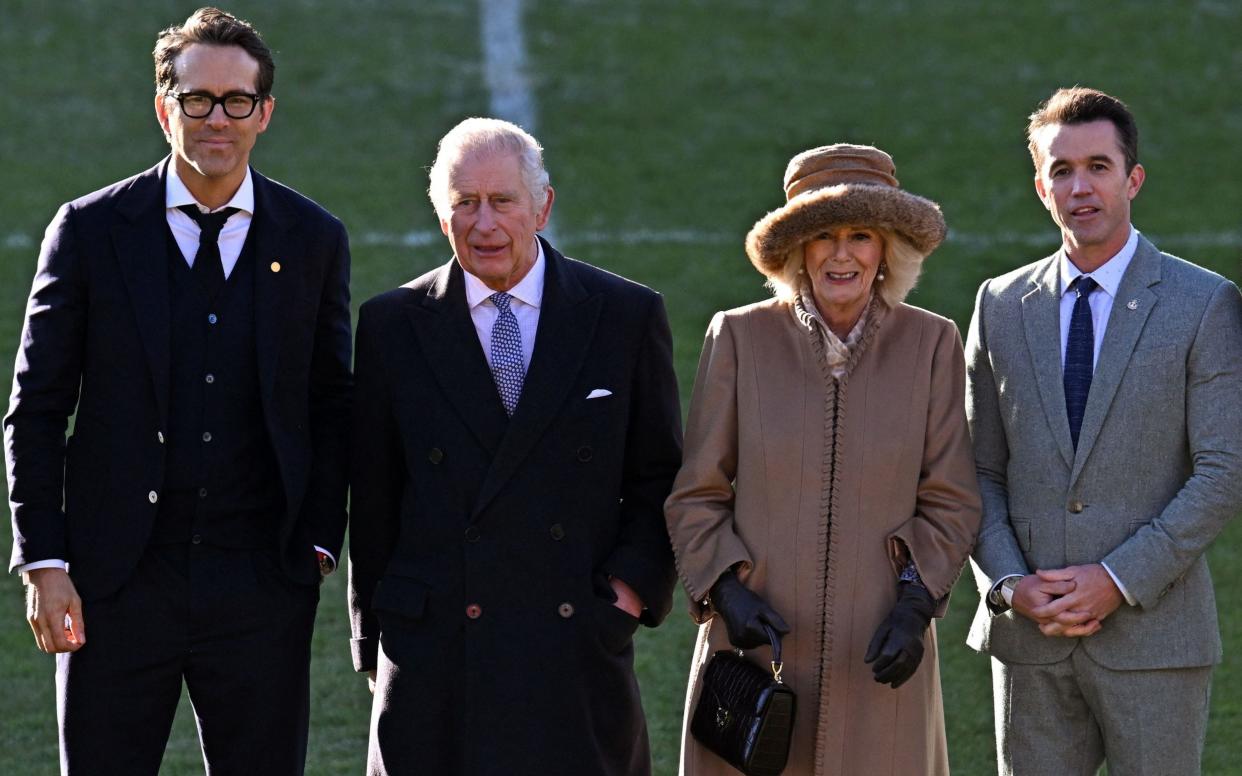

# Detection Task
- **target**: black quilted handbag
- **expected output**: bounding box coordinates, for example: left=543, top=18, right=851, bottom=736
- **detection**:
left=690, top=623, right=796, bottom=776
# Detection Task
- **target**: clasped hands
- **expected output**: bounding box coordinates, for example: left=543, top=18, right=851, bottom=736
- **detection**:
left=1011, top=563, right=1124, bottom=638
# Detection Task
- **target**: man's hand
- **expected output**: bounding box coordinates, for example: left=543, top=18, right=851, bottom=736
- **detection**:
left=608, top=576, right=644, bottom=619
left=1030, top=565, right=1123, bottom=637
left=25, top=567, right=85, bottom=653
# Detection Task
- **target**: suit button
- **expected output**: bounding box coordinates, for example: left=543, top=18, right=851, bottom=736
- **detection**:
left=205, top=374, right=215, bottom=384
left=549, top=523, right=565, bottom=541
left=464, top=526, right=480, bottom=543
left=198, top=488, right=208, bottom=499
left=207, top=313, right=218, bottom=325
left=157, top=431, right=165, bottom=444
left=557, top=602, right=575, bottom=618
left=1068, top=501, right=1084, bottom=514
left=191, top=534, right=202, bottom=545
left=576, top=446, right=593, bottom=462
left=148, top=490, right=159, bottom=504
left=465, top=603, right=483, bottom=619
left=202, top=431, right=212, bottom=442
left=428, top=448, right=444, bottom=464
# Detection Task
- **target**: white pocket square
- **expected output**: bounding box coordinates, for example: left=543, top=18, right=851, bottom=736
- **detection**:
left=586, top=389, right=613, bottom=399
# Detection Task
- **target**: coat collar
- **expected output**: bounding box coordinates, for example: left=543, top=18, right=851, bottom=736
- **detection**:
left=111, top=157, right=296, bottom=428
left=404, top=236, right=602, bottom=518
left=1019, top=237, right=1164, bottom=478
left=1070, top=235, right=1161, bottom=480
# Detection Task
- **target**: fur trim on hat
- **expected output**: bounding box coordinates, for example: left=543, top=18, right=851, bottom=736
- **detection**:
left=746, top=182, right=946, bottom=279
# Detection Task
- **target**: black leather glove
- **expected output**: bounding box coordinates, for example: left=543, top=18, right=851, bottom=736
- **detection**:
left=709, top=568, right=790, bottom=649
left=864, top=582, right=936, bottom=688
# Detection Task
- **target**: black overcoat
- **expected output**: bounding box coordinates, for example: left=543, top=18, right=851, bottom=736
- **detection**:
left=348, top=240, right=682, bottom=775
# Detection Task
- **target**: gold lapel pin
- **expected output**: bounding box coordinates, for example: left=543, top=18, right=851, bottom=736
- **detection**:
left=270, top=261, right=281, bottom=273
left=1126, top=299, right=1138, bottom=310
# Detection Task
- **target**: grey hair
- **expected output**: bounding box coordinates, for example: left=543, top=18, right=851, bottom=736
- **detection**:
left=765, top=228, right=924, bottom=308
left=427, top=117, right=551, bottom=220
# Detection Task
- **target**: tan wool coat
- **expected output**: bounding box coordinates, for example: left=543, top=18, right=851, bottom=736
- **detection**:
left=666, top=298, right=981, bottom=776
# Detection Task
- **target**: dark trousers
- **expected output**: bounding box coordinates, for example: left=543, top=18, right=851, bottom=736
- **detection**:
left=56, top=542, right=320, bottom=775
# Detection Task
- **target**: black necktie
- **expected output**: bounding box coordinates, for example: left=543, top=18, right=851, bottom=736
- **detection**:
left=1064, top=275, right=1098, bottom=450
left=178, top=204, right=239, bottom=298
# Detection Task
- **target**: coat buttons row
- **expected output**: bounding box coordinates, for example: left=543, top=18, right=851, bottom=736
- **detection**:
left=464, top=602, right=577, bottom=619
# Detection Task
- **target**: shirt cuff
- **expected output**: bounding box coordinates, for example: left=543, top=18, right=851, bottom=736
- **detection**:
left=988, top=574, right=1024, bottom=610
left=17, top=559, right=68, bottom=584
left=1100, top=562, right=1136, bottom=606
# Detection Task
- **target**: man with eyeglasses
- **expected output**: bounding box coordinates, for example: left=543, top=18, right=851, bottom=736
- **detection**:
left=5, top=7, right=351, bottom=774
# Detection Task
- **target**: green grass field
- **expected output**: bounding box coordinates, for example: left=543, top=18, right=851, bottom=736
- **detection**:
left=2, top=1, right=1240, bottom=773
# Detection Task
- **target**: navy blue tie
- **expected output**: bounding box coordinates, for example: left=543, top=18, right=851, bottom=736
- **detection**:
left=178, top=204, right=239, bottom=299
left=1064, top=275, right=1098, bottom=450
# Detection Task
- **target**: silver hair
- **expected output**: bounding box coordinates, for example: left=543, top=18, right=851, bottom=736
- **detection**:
left=766, top=228, right=924, bottom=308
left=427, top=117, right=551, bottom=220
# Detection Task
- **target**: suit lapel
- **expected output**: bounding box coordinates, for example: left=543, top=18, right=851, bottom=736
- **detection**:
left=250, top=170, right=297, bottom=404
left=472, top=242, right=601, bottom=519
left=1020, top=255, right=1076, bottom=470
left=112, top=160, right=173, bottom=427
left=407, top=260, right=510, bottom=456
left=1071, top=237, right=1161, bottom=481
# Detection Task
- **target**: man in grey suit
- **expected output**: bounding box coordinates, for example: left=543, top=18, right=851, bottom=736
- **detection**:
left=966, top=86, right=1242, bottom=775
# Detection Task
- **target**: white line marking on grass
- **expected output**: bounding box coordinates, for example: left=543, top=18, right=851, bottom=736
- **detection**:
left=6, top=229, right=1241, bottom=251
left=479, top=0, right=558, bottom=243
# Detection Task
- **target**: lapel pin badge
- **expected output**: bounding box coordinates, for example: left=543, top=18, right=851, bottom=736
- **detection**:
left=1126, top=299, right=1138, bottom=310
left=270, top=261, right=281, bottom=273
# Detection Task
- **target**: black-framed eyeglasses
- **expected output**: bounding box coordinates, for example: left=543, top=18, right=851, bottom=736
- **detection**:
left=166, top=90, right=264, bottom=119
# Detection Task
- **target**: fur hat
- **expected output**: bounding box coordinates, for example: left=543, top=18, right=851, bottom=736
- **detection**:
left=745, top=144, right=947, bottom=278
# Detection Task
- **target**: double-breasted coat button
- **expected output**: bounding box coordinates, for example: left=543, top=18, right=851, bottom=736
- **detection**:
left=207, top=313, right=218, bottom=324
left=428, top=448, right=444, bottom=464
left=157, top=431, right=165, bottom=444
left=202, top=432, right=212, bottom=442
left=198, top=487, right=208, bottom=499
left=191, top=534, right=203, bottom=545
left=549, top=523, right=565, bottom=541
left=576, top=446, right=593, bottom=462
left=465, top=603, right=483, bottom=619
left=148, top=490, right=159, bottom=504
left=464, top=526, right=480, bottom=543
left=557, top=602, right=575, bottom=618
left=1068, top=501, right=1084, bottom=514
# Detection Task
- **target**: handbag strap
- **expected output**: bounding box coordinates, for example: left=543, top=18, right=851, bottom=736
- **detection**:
left=762, top=623, right=785, bottom=683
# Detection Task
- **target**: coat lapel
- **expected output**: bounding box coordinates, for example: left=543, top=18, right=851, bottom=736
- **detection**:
left=406, top=260, right=510, bottom=457
left=250, top=170, right=297, bottom=404
left=1020, top=254, right=1076, bottom=471
left=112, top=160, right=173, bottom=427
left=472, top=241, right=601, bottom=518
left=1070, top=237, right=1161, bottom=481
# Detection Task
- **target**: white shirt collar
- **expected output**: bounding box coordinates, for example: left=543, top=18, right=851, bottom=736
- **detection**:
left=463, top=239, right=546, bottom=309
left=165, top=161, right=255, bottom=215
left=1059, top=225, right=1139, bottom=299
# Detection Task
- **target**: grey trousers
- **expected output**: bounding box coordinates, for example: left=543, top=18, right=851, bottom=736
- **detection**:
left=990, top=648, right=1211, bottom=776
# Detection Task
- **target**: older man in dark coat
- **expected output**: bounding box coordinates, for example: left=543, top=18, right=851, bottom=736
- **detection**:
left=348, top=117, right=682, bottom=776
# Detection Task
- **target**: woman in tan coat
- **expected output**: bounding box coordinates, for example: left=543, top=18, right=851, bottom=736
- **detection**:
left=666, top=144, right=981, bottom=776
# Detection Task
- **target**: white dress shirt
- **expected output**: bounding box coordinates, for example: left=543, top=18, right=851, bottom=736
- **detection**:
left=166, top=163, right=255, bottom=277
left=462, top=239, right=544, bottom=371
left=1058, top=225, right=1139, bottom=369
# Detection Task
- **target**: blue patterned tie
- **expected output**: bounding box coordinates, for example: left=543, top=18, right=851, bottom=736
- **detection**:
left=489, top=292, right=525, bottom=416
left=1064, top=275, right=1098, bottom=450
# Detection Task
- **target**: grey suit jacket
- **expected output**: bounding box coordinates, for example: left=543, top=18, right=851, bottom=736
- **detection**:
left=965, top=235, right=1242, bottom=670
